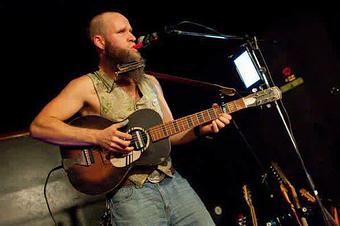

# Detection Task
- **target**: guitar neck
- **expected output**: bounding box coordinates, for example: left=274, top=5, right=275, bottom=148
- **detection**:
left=148, top=98, right=246, bottom=142
left=250, top=207, right=258, bottom=226
left=243, top=185, right=258, bottom=226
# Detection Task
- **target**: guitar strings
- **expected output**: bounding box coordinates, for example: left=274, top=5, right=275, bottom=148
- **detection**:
left=128, top=104, right=228, bottom=147
left=142, top=98, right=242, bottom=138
left=147, top=99, right=246, bottom=140
left=130, top=132, right=148, bottom=149
left=149, top=108, right=219, bottom=134
left=144, top=94, right=266, bottom=139
left=148, top=113, right=209, bottom=136
left=148, top=107, right=223, bottom=139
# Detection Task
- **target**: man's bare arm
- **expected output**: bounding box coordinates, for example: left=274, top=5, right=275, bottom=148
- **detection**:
left=30, top=76, right=99, bottom=145
left=30, top=76, right=133, bottom=152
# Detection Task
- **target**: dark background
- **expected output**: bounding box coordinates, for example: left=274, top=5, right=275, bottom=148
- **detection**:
left=0, top=1, right=339, bottom=225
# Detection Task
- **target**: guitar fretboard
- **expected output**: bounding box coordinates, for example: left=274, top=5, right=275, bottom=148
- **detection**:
left=148, top=98, right=245, bottom=142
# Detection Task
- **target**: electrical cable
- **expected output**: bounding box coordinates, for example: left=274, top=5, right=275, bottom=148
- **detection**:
left=44, top=165, right=63, bottom=226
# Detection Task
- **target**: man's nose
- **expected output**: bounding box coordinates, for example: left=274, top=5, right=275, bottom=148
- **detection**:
left=128, top=32, right=136, bottom=42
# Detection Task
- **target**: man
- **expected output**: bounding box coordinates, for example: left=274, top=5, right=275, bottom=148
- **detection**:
left=30, top=11, right=232, bottom=225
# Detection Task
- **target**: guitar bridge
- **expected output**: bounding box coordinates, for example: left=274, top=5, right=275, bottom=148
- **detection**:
left=62, top=148, right=94, bottom=170
left=83, top=148, right=95, bottom=165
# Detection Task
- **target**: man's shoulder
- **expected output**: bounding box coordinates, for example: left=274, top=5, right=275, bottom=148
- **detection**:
left=144, top=74, right=159, bottom=86
left=64, top=74, right=94, bottom=93
left=144, top=73, right=155, bottom=79
left=69, top=74, right=92, bottom=85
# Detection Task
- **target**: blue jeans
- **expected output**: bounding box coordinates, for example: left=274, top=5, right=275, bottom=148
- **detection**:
left=108, top=171, right=215, bottom=226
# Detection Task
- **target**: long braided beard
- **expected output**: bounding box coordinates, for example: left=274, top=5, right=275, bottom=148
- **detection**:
left=104, top=42, right=145, bottom=83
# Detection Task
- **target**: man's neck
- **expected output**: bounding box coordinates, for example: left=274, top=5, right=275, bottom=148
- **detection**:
left=98, top=61, right=117, bottom=80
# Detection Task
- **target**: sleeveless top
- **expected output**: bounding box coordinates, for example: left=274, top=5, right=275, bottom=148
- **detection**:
left=87, top=70, right=173, bottom=187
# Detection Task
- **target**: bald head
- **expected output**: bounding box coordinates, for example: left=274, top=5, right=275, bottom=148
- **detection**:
left=89, top=12, right=126, bottom=40
left=88, top=11, right=140, bottom=73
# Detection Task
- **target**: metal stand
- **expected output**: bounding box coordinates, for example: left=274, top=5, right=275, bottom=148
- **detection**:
left=245, top=36, right=336, bottom=226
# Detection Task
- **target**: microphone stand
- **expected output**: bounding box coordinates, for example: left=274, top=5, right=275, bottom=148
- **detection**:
left=244, top=35, right=335, bottom=226
left=168, top=29, right=245, bottom=41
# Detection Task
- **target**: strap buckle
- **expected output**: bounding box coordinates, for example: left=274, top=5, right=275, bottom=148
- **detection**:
left=147, top=170, right=165, bottom=183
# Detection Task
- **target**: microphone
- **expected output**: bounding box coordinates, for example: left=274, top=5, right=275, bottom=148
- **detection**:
left=132, top=26, right=176, bottom=50
left=133, top=32, right=160, bottom=50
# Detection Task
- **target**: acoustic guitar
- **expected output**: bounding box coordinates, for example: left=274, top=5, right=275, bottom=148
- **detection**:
left=61, top=86, right=282, bottom=195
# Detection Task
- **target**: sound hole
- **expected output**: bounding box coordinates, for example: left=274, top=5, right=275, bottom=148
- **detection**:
left=128, top=127, right=149, bottom=151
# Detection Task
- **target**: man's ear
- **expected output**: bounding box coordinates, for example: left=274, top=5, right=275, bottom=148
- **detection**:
left=93, top=35, right=105, bottom=50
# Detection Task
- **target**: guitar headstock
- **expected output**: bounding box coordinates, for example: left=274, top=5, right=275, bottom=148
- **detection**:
left=243, top=86, right=282, bottom=108
left=300, top=188, right=316, bottom=203
left=242, top=185, right=253, bottom=208
left=269, top=161, right=289, bottom=186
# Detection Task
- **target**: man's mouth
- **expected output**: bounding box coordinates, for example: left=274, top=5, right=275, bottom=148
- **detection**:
left=132, top=43, right=143, bottom=50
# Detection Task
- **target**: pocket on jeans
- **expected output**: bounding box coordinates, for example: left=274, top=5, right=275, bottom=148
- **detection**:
left=111, top=186, right=134, bottom=204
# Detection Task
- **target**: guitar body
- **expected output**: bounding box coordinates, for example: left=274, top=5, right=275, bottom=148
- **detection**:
left=60, top=109, right=171, bottom=195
